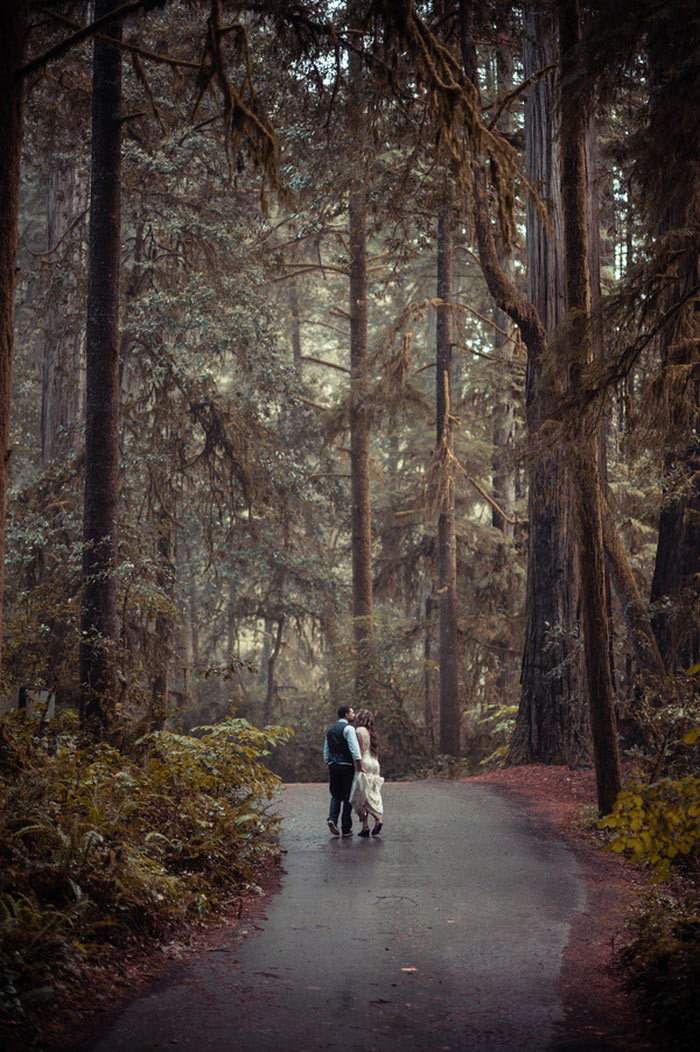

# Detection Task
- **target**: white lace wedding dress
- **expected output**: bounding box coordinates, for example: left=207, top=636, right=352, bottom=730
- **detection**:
left=350, top=726, right=384, bottom=821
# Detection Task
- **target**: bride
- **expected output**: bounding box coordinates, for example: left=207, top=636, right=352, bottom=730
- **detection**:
left=350, top=708, right=384, bottom=837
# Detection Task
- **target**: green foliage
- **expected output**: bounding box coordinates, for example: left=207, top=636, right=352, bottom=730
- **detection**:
left=472, top=704, right=519, bottom=772
left=0, top=709, right=291, bottom=1031
left=620, top=666, right=700, bottom=782
left=620, top=887, right=700, bottom=1052
left=599, top=776, right=700, bottom=879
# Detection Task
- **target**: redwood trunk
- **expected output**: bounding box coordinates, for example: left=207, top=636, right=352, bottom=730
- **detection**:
left=647, top=13, right=700, bottom=673
left=0, top=5, right=28, bottom=672
left=460, top=0, right=589, bottom=764
left=80, top=0, right=123, bottom=731
left=558, top=0, right=621, bottom=814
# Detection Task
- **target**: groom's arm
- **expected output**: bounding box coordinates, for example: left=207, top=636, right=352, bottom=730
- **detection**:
left=344, top=724, right=364, bottom=771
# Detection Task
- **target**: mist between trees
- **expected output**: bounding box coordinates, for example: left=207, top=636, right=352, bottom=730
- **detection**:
left=2, top=1, right=699, bottom=816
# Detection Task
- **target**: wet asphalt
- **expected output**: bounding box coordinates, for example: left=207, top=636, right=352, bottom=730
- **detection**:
left=85, top=780, right=586, bottom=1052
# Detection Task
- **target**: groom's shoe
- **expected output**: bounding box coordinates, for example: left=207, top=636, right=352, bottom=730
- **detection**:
left=341, top=829, right=353, bottom=837
left=327, top=819, right=340, bottom=836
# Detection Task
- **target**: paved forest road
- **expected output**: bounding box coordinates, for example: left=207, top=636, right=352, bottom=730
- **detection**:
left=88, top=781, right=591, bottom=1052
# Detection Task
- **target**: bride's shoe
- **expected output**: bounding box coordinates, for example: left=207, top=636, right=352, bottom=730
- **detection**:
left=371, top=822, right=383, bottom=836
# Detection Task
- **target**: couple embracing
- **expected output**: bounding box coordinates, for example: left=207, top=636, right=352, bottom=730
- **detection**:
left=323, top=705, right=384, bottom=838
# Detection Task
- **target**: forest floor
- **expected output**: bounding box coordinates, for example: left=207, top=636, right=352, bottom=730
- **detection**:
left=28, top=764, right=653, bottom=1052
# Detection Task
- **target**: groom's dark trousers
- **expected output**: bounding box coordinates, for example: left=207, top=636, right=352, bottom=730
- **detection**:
left=328, top=764, right=355, bottom=834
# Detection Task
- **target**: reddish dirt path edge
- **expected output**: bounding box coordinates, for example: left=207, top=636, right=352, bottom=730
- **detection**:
left=468, top=764, right=652, bottom=1051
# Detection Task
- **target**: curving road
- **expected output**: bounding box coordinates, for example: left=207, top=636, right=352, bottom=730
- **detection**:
left=86, top=781, right=588, bottom=1052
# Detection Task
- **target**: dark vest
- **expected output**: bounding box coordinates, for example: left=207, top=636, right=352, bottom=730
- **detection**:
left=326, top=720, right=353, bottom=764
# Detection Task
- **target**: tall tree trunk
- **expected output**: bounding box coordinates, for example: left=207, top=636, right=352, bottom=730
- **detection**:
left=258, top=616, right=274, bottom=684
left=424, top=591, right=437, bottom=752
left=0, top=5, right=28, bottom=673
left=507, top=2, right=588, bottom=764
left=491, top=46, right=516, bottom=541
left=150, top=513, right=174, bottom=730
left=558, top=0, right=621, bottom=813
left=41, top=11, right=89, bottom=464
left=264, top=617, right=284, bottom=724
left=437, top=200, right=460, bottom=755
left=79, top=0, right=123, bottom=732
left=647, top=11, right=700, bottom=673
left=289, top=276, right=303, bottom=378
left=459, top=0, right=589, bottom=763
left=348, top=8, right=373, bottom=700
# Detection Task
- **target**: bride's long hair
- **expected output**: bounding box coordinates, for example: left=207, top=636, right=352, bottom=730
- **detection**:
left=355, top=709, right=378, bottom=757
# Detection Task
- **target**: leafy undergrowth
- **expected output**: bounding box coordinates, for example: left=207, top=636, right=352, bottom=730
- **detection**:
left=620, top=883, right=700, bottom=1051
left=597, top=751, right=700, bottom=1049
left=0, top=709, right=291, bottom=1040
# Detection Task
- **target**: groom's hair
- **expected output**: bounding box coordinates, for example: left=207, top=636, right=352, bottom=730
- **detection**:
left=337, top=705, right=351, bottom=720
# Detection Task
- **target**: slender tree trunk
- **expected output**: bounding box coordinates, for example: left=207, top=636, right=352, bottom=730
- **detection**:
left=263, top=617, right=284, bottom=724
left=558, top=0, right=621, bottom=813
left=437, top=201, right=460, bottom=755
left=41, top=9, right=90, bottom=463
left=0, top=5, right=28, bottom=673
left=174, top=537, right=193, bottom=712
left=258, top=616, right=274, bottom=684
left=491, top=46, right=516, bottom=541
left=79, top=0, right=123, bottom=732
left=348, top=10, right=373, bottom=699
left=289, top=276, right=303, bottom=378
left=424, top=591, right=437, bottom=752
left=150, top=513, right=174, bottom=730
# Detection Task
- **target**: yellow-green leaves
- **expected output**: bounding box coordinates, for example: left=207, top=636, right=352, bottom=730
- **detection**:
left=599, top=776, right=700, bottom=879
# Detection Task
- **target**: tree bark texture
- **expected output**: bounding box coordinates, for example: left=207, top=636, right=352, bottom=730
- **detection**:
left=647, top=10, right=700, bottom=673
left=558, top=0, right=621, bottom=813
left=437, top=202, right=460, bottom=756
left=0, top=4, right=28, bottom=673
left=424, top=591, right=437, bottom=752
left=460, top=1, right=589, bottom=764
left=150, top=513, right=175, bottom=731
left=264, top=617, right=284, bottom=724
left=289, top=276, right=303, bottom=378
left=41, top=6, right=90, bottom=464
left=491, top=46, right=516, bottom=539
left=42, top=150, right=87, bottom=463
left=348, top=13, right=373, bottom=701
left=80, top=0, right=123, bottom=731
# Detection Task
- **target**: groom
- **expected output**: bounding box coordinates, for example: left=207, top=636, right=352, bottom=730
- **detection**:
left=323, top=705, right=363, bottom=837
